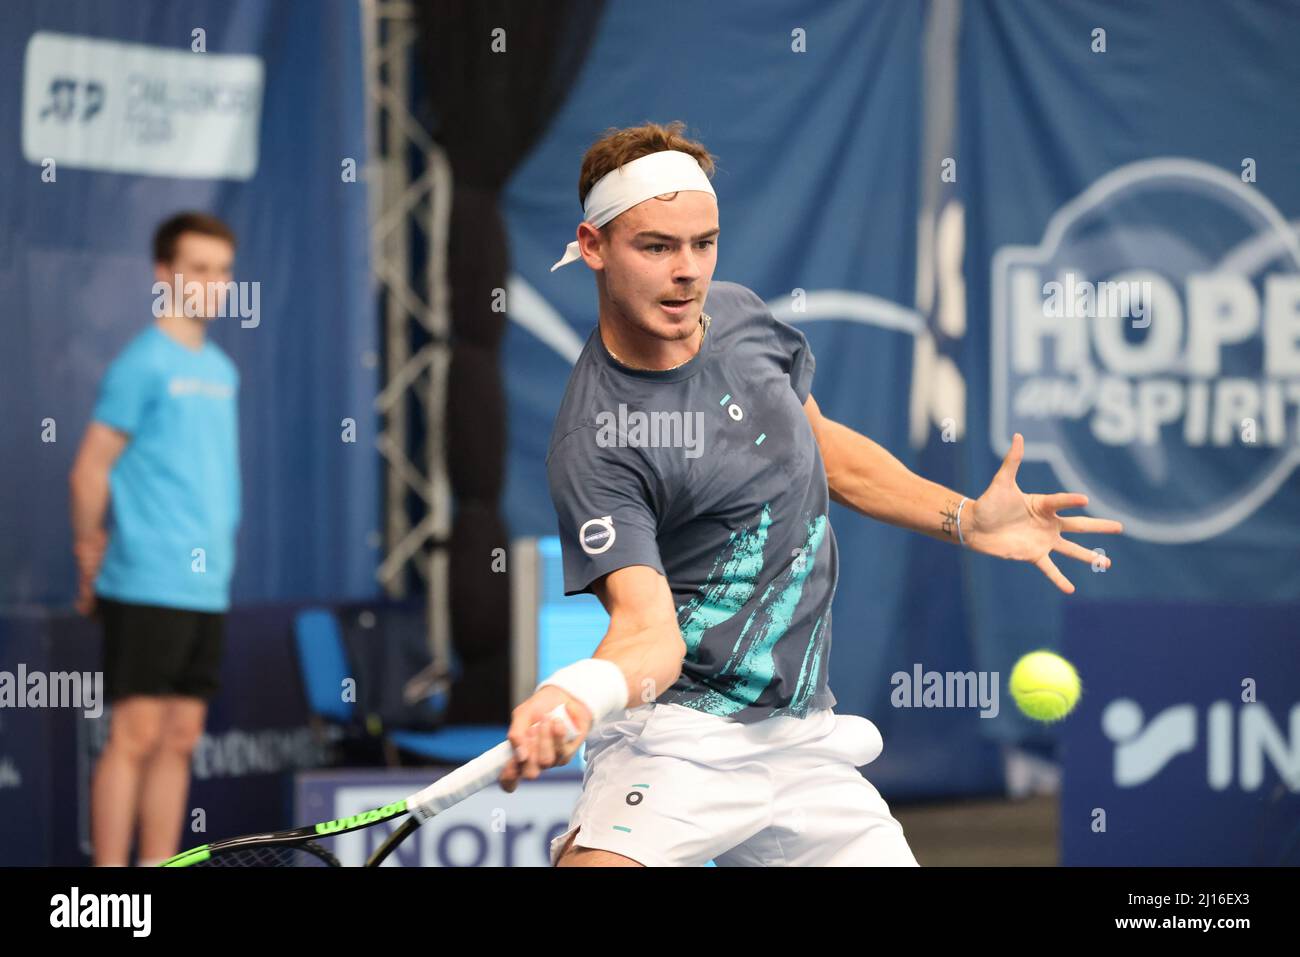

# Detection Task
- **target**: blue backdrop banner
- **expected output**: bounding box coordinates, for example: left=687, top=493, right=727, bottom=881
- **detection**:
left=0, top=0, right=380, bottom=609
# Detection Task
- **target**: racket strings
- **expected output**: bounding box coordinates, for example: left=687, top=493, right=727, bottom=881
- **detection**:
left=198, top=841, right=341, bottom=867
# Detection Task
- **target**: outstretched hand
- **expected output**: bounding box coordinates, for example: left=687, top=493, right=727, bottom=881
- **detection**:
left=966, top=433, right=1124, bottom=593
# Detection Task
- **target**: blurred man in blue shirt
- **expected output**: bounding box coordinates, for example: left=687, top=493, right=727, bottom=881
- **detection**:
left=70, top=212, right=241, bottom=867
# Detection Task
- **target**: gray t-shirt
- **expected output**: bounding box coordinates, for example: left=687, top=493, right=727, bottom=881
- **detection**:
left=546, top=281, right=838, bottom=724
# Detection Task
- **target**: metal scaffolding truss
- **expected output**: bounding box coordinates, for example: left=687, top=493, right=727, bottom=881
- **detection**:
left=360, top=0, right=452, bottom=702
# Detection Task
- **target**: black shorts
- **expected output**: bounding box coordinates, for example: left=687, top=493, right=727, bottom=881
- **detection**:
left=96, top=596, right=225, bottom=702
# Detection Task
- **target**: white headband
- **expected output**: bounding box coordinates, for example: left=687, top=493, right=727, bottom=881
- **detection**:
left=550, top=149, right=716, bottom=271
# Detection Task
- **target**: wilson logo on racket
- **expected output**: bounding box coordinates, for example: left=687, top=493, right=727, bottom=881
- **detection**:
left=314, top=799, right=407, bottom=835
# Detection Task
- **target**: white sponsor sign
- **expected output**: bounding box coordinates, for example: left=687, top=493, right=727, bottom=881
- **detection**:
left=324, top=778, right=582, bottom=867
left=23, top=31, right=264, bottom=180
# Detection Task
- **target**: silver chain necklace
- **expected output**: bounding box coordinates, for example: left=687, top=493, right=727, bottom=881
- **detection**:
left=606, top=312, right=711, bottom=372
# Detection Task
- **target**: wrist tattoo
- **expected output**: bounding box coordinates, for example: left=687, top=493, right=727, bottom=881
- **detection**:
left=940, top=499, right=961, bottom=539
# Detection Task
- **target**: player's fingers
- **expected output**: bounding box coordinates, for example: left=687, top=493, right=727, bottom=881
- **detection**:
left=552, top=717, right=575, bottom=765
left=507, top=703, right=545, bottom=761
left=533, top=718, right=557, bottom=770
left=499, top=760, right=519, bottom=793
left=506, top=717, right=530, bottom=763
left=1054, top=537, right=1109, bottom=569
left=522, top=725, right=543, bottom=779
left=553, top=716, right=572, bottom=762
left=1059, top=515, right=1124, bottom=535
left=996, top=432, right=1024, bottom=483
left=1035, top=554, right=1075, bottom=594
left=1040, top=492, right=1088, bottom=514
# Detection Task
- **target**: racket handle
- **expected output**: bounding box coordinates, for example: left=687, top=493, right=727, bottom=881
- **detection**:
left=405, top=704, right=580, bottom=822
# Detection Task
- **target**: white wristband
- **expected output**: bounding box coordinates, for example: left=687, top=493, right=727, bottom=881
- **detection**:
left=956, top=496, right=969, bottom=546
left=536, top=658, right=628, bottom=727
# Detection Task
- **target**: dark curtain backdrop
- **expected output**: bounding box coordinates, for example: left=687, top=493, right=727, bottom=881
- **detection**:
left=417, top=0, right=608, bottom=721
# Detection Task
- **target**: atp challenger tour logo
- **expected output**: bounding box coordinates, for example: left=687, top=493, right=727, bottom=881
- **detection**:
left=23, top=32, right=264, bottom=180
left=992, top=158, right=1300, bottom=543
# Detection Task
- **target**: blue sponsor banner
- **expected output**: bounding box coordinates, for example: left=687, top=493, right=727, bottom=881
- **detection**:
left=295, top=769, right=583, bottom=867
left=1061, top=602, right=1300, bottom=865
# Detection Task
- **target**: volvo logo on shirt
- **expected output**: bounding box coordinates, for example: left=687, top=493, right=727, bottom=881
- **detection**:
left=579, top=516, right=616, bottom=555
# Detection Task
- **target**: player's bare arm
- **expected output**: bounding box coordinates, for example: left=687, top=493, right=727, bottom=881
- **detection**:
left=69, top=422, right=128, bottom=616
left=802, top=393, right=1124, bottom=594
left=499, top=563, right=686, bottom=792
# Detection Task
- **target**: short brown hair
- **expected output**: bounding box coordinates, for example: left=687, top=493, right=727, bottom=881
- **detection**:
left=577, top=120, right=717, bottom=208
left=153, top=212, right=237, bottom=264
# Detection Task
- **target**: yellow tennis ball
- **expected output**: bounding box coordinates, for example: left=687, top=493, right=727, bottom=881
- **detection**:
left=1009, top=651, right=1080, bottom=722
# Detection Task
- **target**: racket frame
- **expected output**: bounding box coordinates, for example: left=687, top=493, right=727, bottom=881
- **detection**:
left=162, top=703, right=578, bottom=867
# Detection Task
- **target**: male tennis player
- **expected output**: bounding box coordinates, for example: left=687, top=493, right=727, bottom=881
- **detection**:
left=70, top=212, right=241, bottom=866
left=500, top=122, right=1122, bottom=866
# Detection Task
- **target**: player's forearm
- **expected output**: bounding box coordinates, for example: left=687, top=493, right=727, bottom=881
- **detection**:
left=820, top=418, right=975, bottom=545
left=592, top=622, right=687, bottom=713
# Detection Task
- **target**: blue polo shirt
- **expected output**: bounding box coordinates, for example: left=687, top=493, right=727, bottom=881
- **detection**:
left=92, top=326, right=241, bottom=612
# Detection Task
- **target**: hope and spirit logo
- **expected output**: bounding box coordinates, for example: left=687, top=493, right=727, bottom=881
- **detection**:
left=992, top=158, right=1300, bottom=543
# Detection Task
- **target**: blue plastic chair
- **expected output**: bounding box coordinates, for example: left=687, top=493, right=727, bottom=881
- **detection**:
left=292, top=607, right=513, bottom=765
left=293, top=608, right=355, bottom=724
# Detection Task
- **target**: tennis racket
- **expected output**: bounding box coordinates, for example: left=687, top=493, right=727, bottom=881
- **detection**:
left=161, top=703, right=578, bottom=867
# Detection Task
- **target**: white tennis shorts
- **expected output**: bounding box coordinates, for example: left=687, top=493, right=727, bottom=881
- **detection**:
left=549, top=702, right=918, bottom=867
